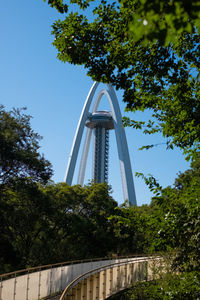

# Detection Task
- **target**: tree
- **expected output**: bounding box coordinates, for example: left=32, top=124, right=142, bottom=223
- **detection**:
left=108, top=155, right=200, bottom=269
left=149, top=155, right=200, bottom=271
left=42, top=182, right=118, bottom=260
left=44, top=0, right=200, bottom=160
left=44, top=0, right=200, bottom=45
left=0, top=179, right=54, bottom=272
left=109, top=204, right=153, bottom=255
left=108, top=271, right=200, bottom=299
left=0, top=106, right=119, bottom=273
left=0, top=106, right=52, bottom=185
left=129, top=0, right=200, bottom=46
left=0, top=181, right=118, bottom=273
left=0, top=106, right=53, bottom=272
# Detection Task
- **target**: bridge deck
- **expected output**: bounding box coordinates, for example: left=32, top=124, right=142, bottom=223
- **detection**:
left=0, top=256, right=160, bottom=300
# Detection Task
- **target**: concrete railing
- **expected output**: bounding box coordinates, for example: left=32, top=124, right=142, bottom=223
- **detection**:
left=0, top=256, right=149, bottom=300
left=60, top=256, right=160, bottom=300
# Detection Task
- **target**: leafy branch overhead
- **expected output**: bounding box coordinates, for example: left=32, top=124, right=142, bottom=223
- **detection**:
left=44, top=0, right=200, bottom=43
left=129, top=0, right=200, bottom=46
left=135, top=172, right=163, bottom=195
left=43, top=0, right=93, bottom=13
left=45, top=0, right=200, bottom=160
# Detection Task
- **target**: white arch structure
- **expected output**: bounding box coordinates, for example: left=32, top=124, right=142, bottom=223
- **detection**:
left=64, top=82, right=137, bottom=206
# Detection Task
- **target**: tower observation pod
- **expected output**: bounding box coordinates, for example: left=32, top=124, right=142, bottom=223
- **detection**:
left=85, top=111, right=114, bottom=183
left=64, top=82, right=137, bottom=206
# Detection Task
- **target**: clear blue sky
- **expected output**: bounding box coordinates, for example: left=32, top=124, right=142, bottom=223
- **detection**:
left=0, top=1, right=190, bottom=206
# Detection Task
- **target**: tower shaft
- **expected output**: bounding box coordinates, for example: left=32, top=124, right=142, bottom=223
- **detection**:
left=93, top=127, right=109, bottom=183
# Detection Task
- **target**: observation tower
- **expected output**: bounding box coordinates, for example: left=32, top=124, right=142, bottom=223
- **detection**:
left=64, top=82, right=137, bottom=206
left=85, top=111, right=114, bottom=183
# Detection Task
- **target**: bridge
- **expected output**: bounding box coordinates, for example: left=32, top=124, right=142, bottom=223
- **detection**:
left=0, top=255, right=162, bottom=300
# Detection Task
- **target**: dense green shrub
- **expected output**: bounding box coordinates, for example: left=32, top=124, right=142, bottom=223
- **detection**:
left=108, top=272, right=200, bottom=300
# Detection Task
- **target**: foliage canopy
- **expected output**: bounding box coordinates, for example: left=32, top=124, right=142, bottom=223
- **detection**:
left=0, top=181, right=117, bottom=273
left=0, top=106, right=52, bottom=185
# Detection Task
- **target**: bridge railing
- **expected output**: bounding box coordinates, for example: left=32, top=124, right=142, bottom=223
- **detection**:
left=0, top=255, right=150, bottom=300
left=59, top=256, right=161, bottom=300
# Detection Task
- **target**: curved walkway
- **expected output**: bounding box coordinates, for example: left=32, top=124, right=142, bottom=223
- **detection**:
left=0, top=255, right=160, bottom=300
left=59, top=257, right=158, bottom=300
